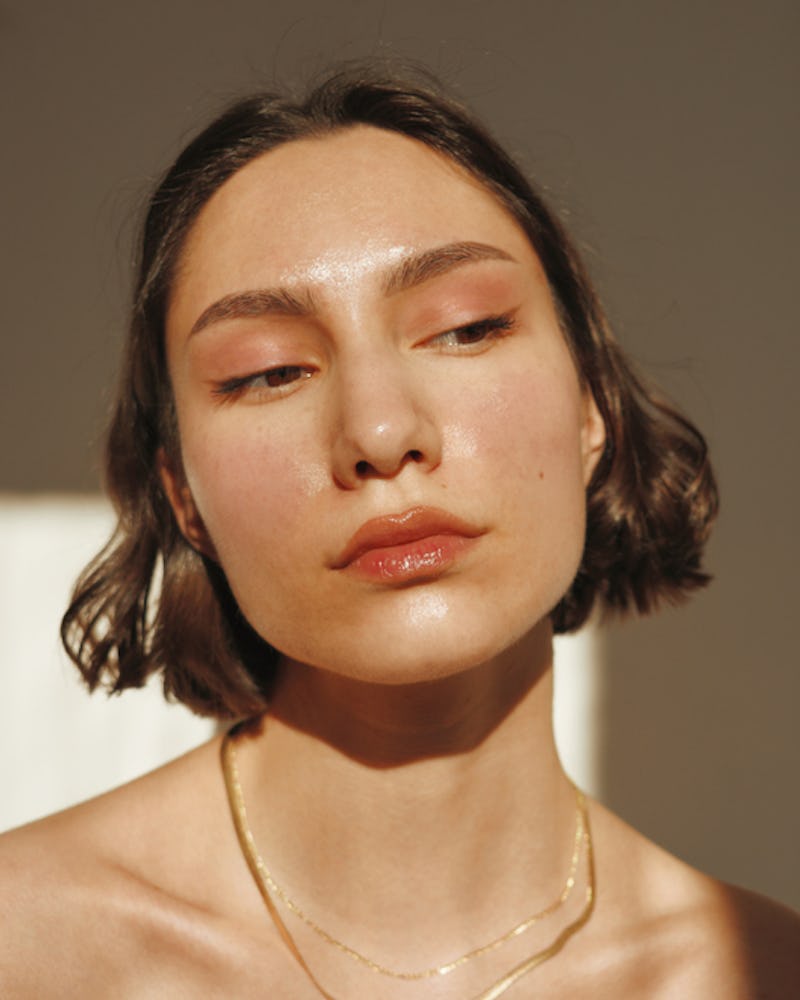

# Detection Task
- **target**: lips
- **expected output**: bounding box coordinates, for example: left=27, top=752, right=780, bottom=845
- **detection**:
left=333, top=506, right=483, bottom=583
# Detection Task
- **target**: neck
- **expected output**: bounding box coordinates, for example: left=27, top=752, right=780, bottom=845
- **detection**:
left=231, top=620, right=577, bottom=975
left=269, top=618, right=556, bottom=763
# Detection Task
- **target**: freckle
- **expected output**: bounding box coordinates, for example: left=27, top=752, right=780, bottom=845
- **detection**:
left=539, top=470, right=544, bottom=480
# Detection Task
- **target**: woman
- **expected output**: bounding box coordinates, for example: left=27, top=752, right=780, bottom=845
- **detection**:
left=1, top=66, right=797, bottom=998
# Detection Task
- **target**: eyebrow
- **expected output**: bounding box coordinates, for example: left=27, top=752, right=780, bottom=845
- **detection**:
left=382, top=240, right=515, bottom=295
left=189, top=287, right=317, bottom=337
left=188, top=240, right=516, bottom=337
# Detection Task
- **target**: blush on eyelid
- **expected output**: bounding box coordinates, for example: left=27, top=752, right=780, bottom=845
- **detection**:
left=189, top=340, right=310, bottom=381
left=396, top=272, right=523, bottom=334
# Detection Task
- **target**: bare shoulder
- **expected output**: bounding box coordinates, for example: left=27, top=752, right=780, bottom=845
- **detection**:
left=0, top=736, right=301, bottom=998
left=715, top=882, right=800, bottom=996
left=582, top=799, right=800, bottom=999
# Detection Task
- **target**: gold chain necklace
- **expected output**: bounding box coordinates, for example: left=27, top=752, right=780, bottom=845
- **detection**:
left=222, top=724, right=595, bottom=999
left=223, top=728, right=584, bottom=980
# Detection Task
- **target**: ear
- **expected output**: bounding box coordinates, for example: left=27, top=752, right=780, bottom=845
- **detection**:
left=157, top=447, right=218, bottom=560
left=580, top=391, right=606, bottom=487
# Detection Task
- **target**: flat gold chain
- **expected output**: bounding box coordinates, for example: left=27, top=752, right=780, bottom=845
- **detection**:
left=222, top=724, right=596, bottom=998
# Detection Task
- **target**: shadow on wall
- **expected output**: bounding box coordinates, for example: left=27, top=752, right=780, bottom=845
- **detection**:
left=598, top=586, right=800, bottom=912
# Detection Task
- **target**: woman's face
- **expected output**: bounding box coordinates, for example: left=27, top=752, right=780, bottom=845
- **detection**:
left=163, top=126, right=604, bottom=683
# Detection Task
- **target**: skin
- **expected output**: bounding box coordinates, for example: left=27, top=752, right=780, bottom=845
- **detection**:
left=1, top=127, right=797, bottom=999
left=164, top=127, right=602, bottom=688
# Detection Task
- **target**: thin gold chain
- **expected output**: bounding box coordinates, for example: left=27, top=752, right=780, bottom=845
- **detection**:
left=221, top=724, right=595, bottom=998
left=223, top=727, right=584, bottom=980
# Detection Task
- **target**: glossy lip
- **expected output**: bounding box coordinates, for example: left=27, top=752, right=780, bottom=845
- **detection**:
left=332, top=506, right=484, bottom=573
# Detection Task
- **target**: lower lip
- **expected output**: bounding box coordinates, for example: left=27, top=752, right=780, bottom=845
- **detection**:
left=345, top=534, right=476, bottom=583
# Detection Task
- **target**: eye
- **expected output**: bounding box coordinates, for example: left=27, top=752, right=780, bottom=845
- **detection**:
left=427, top=313, right=516, bottom=351
left=212, top=365, right=313, bottom=402
left=258, top=365, right=308, bottom=388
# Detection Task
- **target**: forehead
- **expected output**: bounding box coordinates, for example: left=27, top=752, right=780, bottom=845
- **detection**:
left=171, top=126, right=541, bottom=310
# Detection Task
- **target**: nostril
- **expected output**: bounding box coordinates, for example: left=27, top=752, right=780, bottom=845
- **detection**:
left=353, top=449, right=425, bottom=478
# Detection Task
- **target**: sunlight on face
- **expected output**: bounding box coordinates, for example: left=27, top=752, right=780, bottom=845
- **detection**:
left=162, top=127, right=605, bottom=683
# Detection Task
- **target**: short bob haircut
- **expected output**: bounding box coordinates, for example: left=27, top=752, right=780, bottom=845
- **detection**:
left=62, top=64, right=718, bottom=719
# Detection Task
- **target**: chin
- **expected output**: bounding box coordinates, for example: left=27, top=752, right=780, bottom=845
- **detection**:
left=284, top=596, right=555, bottom=687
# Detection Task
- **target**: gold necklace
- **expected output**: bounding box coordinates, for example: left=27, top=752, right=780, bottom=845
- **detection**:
left=222, top=724, right=595, bottom=999
left=223, top=727, right=584, bottom=980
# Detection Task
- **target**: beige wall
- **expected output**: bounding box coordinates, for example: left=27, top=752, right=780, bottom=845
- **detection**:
left=2, top=1, right=797, bottom=908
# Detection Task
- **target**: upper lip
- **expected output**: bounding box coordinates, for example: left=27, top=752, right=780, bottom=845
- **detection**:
left=333, top=506, right=484, bottom=569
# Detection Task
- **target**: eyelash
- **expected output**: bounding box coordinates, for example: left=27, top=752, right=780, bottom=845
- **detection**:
left=426, top=312, right=516, bottom=350
left=212, top=366, right=312, bottom=401
left=211, top=312, right=517, bottom=402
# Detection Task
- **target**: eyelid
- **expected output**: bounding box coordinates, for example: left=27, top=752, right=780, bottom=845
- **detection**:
left=211, top=364, right=314, bottom=403
left=205, top=308, right=518, bottom=403
left=424, top=311, right=518, bottom=350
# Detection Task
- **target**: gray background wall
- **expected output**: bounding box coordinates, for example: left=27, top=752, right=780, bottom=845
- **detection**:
left=1, top=1, right=797, bottom=909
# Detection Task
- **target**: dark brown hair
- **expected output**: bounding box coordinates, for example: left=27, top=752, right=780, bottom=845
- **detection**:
left=61, top=64, right=718, bottom=718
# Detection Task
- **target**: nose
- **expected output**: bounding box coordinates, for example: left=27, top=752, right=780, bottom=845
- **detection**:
left=330, top=357, right=442, bottom=489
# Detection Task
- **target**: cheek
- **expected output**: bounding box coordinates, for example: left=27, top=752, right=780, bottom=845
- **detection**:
left=461, top=366, right=589, bottom=590
left=452, top=366, right=587, bottom=490
left=179, top=420, right=326, bottom=572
